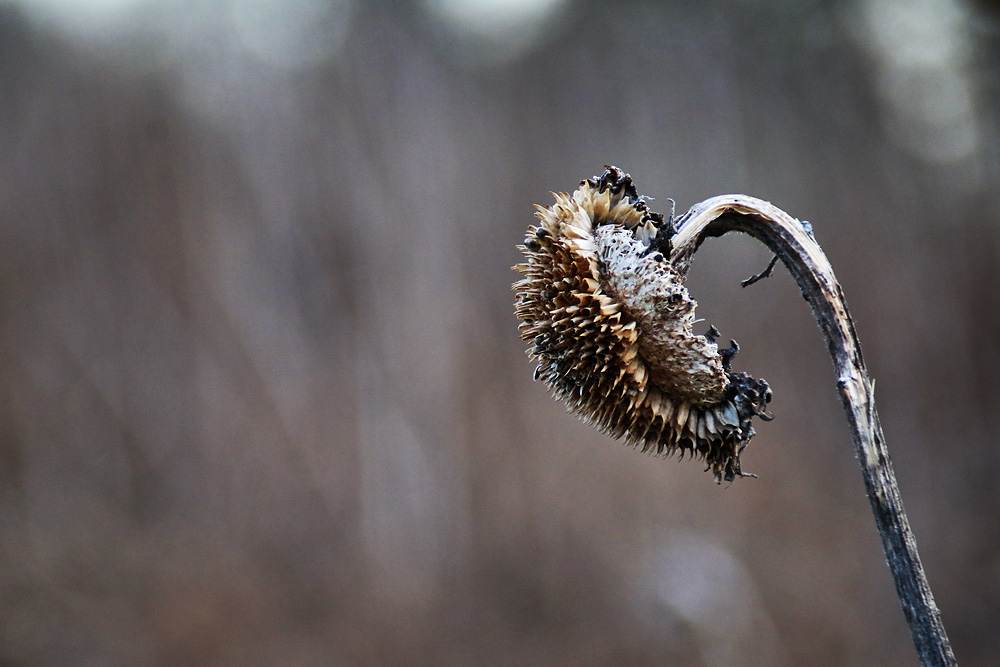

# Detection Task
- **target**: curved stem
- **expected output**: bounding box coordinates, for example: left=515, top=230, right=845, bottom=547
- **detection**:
left=671, top=195, right=956, bottom=667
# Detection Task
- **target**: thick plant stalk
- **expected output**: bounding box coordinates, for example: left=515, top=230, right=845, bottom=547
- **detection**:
left=671, top=195, right=956, bottom=667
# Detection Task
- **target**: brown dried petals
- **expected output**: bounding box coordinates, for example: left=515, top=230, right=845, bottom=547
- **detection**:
left=513, top=167, right=772, bottom=482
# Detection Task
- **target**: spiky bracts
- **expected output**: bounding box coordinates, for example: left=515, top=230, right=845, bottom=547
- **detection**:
left=513, top=167, right=772, bottom=482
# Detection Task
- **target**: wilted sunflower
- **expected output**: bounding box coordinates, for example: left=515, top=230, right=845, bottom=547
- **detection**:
left=513, top=166, right=772, bottom=482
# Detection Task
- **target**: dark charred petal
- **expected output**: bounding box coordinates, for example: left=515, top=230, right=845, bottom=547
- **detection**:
left=758, top=378, right=772, bottom=404
left=723, top=373, right=773, bottom=433
left=622, top=179, right=639, bottom=201
left=535, top=227, right=550, bottom=239
left=647, top=224, right=674, bottom=258
left=590, top=165, right=640, bottom=201
left=525, top=238, right=541, bottom=251
left=720, top=339, right=740, bottom=370
left=705, top=325, right=721, bottom=344
left=590, top=168, right=614, bottom=193
left=605, top=165, right=631, bottom=197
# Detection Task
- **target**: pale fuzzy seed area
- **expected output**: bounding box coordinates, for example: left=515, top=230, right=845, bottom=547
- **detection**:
left=596, top=226, right=727, bottom=406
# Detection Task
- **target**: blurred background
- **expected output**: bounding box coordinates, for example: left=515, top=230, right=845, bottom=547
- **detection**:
left=1, top=0, right=998, bottom=664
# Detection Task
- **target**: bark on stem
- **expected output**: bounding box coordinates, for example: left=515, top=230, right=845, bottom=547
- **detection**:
left=670, top=195, right=956, bottom=667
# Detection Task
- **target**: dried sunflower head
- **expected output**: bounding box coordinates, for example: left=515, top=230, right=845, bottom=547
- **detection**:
left=513, top=166, right=772, bottom=482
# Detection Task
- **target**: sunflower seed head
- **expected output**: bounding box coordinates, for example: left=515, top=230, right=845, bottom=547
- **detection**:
left=513, top=166, right=771, bottom=482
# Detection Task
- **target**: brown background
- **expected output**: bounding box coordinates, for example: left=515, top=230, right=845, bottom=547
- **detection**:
left=1, top=0, right=998, bottom=664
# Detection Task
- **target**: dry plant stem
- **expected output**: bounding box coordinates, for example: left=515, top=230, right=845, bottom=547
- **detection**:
left=671, top=195, right=956, bottom=667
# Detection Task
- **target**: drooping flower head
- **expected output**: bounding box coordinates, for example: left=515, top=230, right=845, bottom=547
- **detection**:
left=513, top=167, right=771, bottom=482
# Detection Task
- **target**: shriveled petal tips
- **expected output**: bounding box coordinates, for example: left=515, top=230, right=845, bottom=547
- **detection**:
left=513, top=166, right=772, bottom=482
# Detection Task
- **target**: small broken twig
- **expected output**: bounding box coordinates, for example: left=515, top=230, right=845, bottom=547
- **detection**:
left=741, top=254, right=779, bottom=288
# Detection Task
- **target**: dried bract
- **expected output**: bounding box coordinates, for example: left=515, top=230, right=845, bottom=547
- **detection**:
left=513, top=167, right=771, bottom=482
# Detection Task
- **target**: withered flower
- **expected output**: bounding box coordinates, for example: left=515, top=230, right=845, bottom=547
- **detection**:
left=513, top=167, right=771, bottom=482
left=515, top=168, right=955, bottom=662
